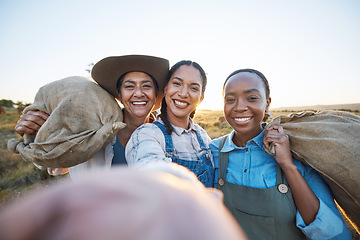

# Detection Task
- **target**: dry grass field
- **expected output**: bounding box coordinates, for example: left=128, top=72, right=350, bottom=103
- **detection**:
left=1, top=106, right=359, bottom=238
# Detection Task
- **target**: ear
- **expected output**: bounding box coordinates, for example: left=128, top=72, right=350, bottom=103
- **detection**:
left=164, top=86, right=168, bottom=96
left=200, top=93, right=204, bottom=102
left=117, top=92, right=123, bottom=103
left=265, top=97, right=271, bottom=112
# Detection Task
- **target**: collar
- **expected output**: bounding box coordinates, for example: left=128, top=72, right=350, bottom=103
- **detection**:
left=221, top=123, right=266, bottom=152
left=156, top=116, right=196, bottom=136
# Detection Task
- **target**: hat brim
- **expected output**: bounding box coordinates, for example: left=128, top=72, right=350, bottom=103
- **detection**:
left=91, top=55, right=169, bottom=110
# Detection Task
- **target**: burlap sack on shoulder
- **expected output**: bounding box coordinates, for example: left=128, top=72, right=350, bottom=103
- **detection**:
left=8, top=76, right=126, bottom=168
left=265, top=110, right=360, bottom=231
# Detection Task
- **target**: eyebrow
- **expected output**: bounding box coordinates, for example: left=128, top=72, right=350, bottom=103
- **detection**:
left=225, top=88, right=261, bottom=97
left=172, top=77, right=201, bottom=87
left=172, top=76, right=183, bottom=81
left=123, top=79, right=153, bottom=84
left=244, top=88, right=261, bottom=94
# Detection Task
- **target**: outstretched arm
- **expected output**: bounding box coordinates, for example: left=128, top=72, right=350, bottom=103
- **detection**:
left=125, top=124, right=171, bottom=166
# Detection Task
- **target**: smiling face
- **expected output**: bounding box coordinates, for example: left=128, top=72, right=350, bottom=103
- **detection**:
left=164, top=65, right=204, bottom=128
left=119, top=71, right=157, bottom=120
left=223, top=72, right=271, bottom=146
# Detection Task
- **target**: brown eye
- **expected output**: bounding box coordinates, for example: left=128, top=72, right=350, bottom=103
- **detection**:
left=248, top=96, right=259, bottom=101
left=225, top=98, right=235, bottom=103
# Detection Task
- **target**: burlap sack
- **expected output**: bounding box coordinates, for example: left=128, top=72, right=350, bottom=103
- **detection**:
left=265, top=110, right=360, bottom=231
left=8, top=76, right=126, bottom=168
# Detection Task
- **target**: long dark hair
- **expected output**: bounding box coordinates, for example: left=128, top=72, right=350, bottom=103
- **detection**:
left=160, top=60, right=207, bottom=134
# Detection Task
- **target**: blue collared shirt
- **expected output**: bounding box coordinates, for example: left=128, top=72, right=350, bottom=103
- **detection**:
left=210, top=130, right=351, bottom=240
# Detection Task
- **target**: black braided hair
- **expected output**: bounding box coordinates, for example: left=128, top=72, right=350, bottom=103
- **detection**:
left=160, top=60, right=207, bottom=135
left=160, top=97, right=174, bottom=135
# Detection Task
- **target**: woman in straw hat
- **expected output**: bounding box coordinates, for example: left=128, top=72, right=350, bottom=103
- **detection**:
left=15, top=55, right=169, bottom=178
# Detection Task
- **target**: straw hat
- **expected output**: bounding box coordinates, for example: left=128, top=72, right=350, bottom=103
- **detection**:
left=91, top=55, right=169, bottom=110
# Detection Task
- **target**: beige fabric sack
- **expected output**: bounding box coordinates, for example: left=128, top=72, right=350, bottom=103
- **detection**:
left=8, top=76, right=126, bottom=168
left=265, top=110, right=360, bottom=231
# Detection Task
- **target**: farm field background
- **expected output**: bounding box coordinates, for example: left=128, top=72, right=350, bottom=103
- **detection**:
left=0, top=104, right=359, bottom=238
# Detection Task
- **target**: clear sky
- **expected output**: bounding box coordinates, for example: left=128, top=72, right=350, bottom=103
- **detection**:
left=1, top=0, right=359, bottom=110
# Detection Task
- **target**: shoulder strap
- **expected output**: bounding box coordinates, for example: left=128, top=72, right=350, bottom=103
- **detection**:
left=193, top=129, right=208, bottom=150
left=153, top=121, right=174, bottom=152
left=218, top=135, right=229, bottom=181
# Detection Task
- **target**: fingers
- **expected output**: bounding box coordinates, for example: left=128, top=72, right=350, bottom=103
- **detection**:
left=15, top=123, right=36, bottom=136
left=15, top=111, right=49, bottom=136
left=21, top=110, right=49, bottom=122
left=264, top=125, right=289, bottom=146
left=266, top=125, right=285, bottom=133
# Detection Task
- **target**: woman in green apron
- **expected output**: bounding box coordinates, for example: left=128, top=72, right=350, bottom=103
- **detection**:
left=209, top=69, right=351, bottom=239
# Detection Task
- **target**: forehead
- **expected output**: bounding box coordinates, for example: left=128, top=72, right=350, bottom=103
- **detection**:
left=172, top=65, right=202, bottom=84
left=224, top=72, right=265, bottom=93
left=123, top=71, right=152, bottom=80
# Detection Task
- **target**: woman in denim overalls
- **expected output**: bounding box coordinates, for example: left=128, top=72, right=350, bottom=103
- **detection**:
left=126, top=60, right=214, bottom=187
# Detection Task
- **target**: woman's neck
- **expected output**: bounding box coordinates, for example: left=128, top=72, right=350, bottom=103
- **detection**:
left=166, top=113, right=190, bottom=130
left=232, top=126, right=263, bottom=147
left=123, top=111, right=149, bottom=130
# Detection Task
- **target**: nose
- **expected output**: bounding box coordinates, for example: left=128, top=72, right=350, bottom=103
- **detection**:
left=133, top=86, right=144, bottom=97
left=234, top=99, right=248, bottom=112
left=178, top=86, right=189, bottom=98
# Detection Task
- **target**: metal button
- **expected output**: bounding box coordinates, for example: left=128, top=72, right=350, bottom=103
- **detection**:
left=244, top=169, right=247, bottom=172
left=218, top=178, right=225, bottom=187
left=278, top=184, right=288, bottom=194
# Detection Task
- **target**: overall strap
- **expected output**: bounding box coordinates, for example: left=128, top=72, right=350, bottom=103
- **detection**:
left=218, top=135, right=229, bottom=182
left=275, top=163, right=283, bottom=184
left=153, top=121, right=175, bottom=153
left=275, top=163, right=289, bottom=185
left=193, top=129, right=208, bottom=150
left=275, top=162, right=291, bottom=195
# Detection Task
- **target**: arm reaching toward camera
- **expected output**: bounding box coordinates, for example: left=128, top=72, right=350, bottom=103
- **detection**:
left=0, top=165, right=248, bottom=240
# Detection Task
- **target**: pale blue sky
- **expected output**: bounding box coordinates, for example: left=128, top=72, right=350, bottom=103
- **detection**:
left=1, top=0, right=359, bottom=110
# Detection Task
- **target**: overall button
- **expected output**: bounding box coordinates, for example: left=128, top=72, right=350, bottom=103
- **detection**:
left=218, top=178, right=225, bottom=187
left=278, top=184, right=288, bottom=194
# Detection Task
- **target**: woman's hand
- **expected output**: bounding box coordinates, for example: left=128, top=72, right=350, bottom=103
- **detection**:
left=15, top=110, right=49, bottom=136
left=264, top=125, right=320, bottom=225
left=263, top=125, right=294, bottom=169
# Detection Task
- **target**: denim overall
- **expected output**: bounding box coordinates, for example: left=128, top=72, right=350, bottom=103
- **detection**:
left=217, top=136, right=305, bottom=240
left=154, top=121, right=214, bottom=187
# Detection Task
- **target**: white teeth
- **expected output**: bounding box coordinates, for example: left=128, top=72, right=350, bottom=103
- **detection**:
left=174, top=100, right=187, bottom=107
left=234, top=117, right=251, bottom=122
left=132, top=102, right=146, bottom=105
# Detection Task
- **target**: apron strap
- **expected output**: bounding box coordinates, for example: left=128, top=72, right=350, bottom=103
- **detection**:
left=218, top=135, right=230, bottom=185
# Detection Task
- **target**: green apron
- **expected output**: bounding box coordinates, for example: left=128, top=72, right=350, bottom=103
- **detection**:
left=217, top=136, right=306, bottom=240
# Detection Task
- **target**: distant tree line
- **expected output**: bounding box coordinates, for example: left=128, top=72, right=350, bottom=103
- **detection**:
left=0, top=99, right=31, bottom=107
